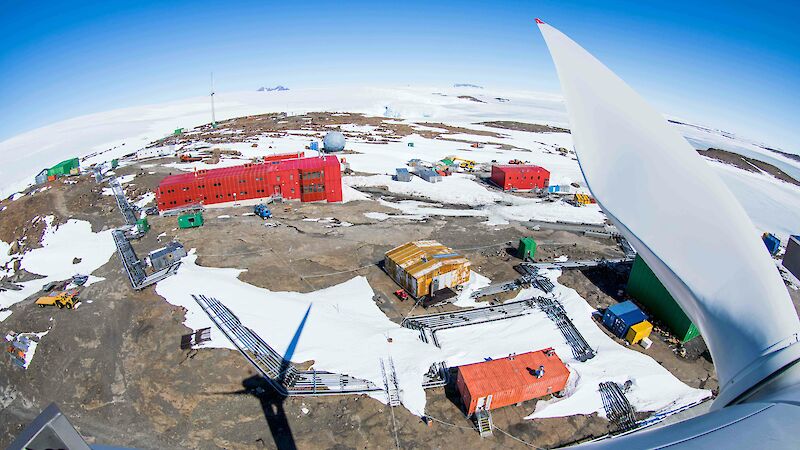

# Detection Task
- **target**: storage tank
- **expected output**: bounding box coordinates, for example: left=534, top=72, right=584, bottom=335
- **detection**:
left=323, top=131, right=346, bottom=152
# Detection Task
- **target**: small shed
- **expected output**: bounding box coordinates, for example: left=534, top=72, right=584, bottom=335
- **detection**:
left=177, top=212, right=204, bottom=229
left=602, top=300, right=647, bottom=338
left=395, top=168, right=412, bottom=182
left=455, top=348, right=570, bottom=416
left=415, top=168, right=442, bottom=183
left=518, top=237, right=537, bottom=260
left=783, top=235, right=800, bottom=281
left=762, top=233, right=780, bottom=255
left=149, top=242, right=187, bottom=271
left=34, top=169, right=48, bottom=185
left=625, top=320, right=653, bottom=345
left=384, top=240, right=470, bottom=298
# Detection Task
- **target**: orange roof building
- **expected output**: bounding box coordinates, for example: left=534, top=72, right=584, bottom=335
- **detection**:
left=455, top=348, right=570, bottom=415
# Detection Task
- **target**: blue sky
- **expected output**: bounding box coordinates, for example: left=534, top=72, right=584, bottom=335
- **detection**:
left=1, top=0, right=798, bottom=153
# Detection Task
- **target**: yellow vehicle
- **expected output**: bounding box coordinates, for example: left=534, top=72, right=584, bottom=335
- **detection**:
left=35, top=290, right=79, bottom=309
left=445, top=156, right=477, bottom=170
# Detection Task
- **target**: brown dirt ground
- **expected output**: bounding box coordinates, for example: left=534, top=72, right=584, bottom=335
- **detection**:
left=0, top=152, right=747, bottom=450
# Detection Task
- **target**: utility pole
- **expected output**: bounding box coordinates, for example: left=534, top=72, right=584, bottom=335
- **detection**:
left=210, top=72, right=217, bottom=128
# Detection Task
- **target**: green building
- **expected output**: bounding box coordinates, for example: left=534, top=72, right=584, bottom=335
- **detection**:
left=177, top=212, right=204, bottom=229
left=517, top=237, right=537, bottom=260
left=47, top=158, right=80, bottom=177
left=627, top=254, right=700, bottom=342
left=136, top=218, right=150, bottom=234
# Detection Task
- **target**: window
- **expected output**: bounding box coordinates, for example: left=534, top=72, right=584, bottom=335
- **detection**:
left=183, top=187, right=189, bottom=191
left=276, top=175, right=281, bottom=182
left=289, top=174, right=293, bottom=180
left=198, top=184, right=205, bottom=189
left=241, top=191, right=247, bottom=195
left=239, top=179, right=246, bottom=183
left=291, top=188, right=295, bottom=194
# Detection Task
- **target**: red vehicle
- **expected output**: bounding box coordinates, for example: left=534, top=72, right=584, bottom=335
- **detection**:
left=394, top=289, right=409, bottom=301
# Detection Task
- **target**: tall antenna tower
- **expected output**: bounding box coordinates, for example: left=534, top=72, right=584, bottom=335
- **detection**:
left=210, top=72, right=217, bottom=128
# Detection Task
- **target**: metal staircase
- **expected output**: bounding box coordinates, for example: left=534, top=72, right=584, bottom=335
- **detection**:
left=475, top=409, right=493, bottom=437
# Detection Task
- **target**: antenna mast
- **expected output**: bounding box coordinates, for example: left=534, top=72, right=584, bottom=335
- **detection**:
left=210, top=72, right=217, bottom=128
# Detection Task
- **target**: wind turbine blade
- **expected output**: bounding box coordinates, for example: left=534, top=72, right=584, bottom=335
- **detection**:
left=536, top=20, right=800, bottom=408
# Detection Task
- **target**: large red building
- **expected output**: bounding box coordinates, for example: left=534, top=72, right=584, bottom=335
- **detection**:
left=455, top=348, right=570, bottom=415
left=156, top=155, right=342, bottom=211
left=490, top=164, right=550, bottom=191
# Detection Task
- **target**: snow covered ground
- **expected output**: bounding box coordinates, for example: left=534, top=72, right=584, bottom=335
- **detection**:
left=0, top=217, right=116, bottom=317
left=1, top=85, right=796, bottom=237
left=157, top=251, right=709, bottom=419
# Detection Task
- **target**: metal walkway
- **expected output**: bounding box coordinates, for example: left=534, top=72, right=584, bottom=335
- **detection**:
left=599, top=381, right=637, bottom=432
left=192, top=294, right=382, bottom=396
left=522, top=258, right=632, bottom=271
left=470, top=264, right=555, bottom=300
left=532, top=296, right=596, bottom=362
left=109, top=178, right=138, bottom=225
left=112, top=230, right=181, bottom=290
left=402, top=298, right=540, bottom=348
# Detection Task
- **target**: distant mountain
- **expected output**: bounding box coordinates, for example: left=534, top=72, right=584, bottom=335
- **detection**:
left=453, top=83, right=483, bottom=89
left=257, top=85, right=289, bottom=92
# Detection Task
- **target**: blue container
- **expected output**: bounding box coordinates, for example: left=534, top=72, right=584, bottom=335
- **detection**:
left=547, top=185, right=560, bottom=193
left=310, top=141, right=319, bottom=151
left=763, top=233, right=780, bottom=255
left=603, top=301, right=647, bottom=338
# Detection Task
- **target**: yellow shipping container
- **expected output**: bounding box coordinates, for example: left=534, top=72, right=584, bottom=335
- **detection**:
left=384, top=240, right=471, bottom=298
left=625, top=320, right=653, bottom=345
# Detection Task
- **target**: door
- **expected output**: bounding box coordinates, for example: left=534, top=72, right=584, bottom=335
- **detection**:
left=273, top=185, right=281, bottom=196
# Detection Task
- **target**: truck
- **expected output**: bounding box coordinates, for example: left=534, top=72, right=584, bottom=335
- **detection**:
left=254, top=204, right=272, bottom=219
left=35, top=290, right=79, bottom=309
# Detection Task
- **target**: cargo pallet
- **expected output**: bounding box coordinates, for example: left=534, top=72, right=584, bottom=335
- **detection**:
left=109, top=178, right=138, bottom=225
left=192, top=294, right=382, bottom=396
left=112, top=230, right=181, bottom=290
left=599, top=381, right=637, bottom=432
left=532, top=297, right=596, bottom=362
left=402, top=298, right=540, bottom=348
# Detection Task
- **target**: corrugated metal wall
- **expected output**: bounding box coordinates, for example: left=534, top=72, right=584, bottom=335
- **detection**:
left=627, top=254, right=700, bottom=342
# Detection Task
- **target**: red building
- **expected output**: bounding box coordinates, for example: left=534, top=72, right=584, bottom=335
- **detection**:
left=490, top=165, right=550, bottom=191
left=156, top=155, right=342, bottom=211
left=455, top=348, right=570, bottom=415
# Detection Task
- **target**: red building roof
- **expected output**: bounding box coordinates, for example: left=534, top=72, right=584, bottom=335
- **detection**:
left=456, top=348, right=569, bottom=414
left=492, top=164, right=548, bottom=171
left=159, top=155, right=340, bottom=187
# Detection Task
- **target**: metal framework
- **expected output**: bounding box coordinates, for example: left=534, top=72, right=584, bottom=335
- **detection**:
left=112, top=230, right=181, bottom=290
left=402, top=298, right=540, bottom=348
left=599, top=381, right=637, bottom=432
left=109, top=178, right=137, bottom=225
left=192, top=294, right=382, bottom=396
left=532, top=296, right=596, bottom=362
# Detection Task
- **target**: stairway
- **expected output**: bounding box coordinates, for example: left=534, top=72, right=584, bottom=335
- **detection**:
left=475, top=409, right=493, bottom=437
left=380, top=358, right=402, bottom=407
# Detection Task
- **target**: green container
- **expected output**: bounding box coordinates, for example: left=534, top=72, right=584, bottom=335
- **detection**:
left=47, top=157, right=80, bottom=177
left=111, top=159, right=119, bottom=169
left=440, top=158, right=454, bottom=166
left=177, top=212, right=204, bottom=229
left=627, top=254, right=700, bottom=342
left=518, top=237, right=537, bottom=260
left=174, top=127, right=184, bottom=135
left=136, top=217, right=150, bottom=233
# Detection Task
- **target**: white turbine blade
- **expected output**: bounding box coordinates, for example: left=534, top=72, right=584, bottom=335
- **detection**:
left=536, top=19, right=800, bottom=407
